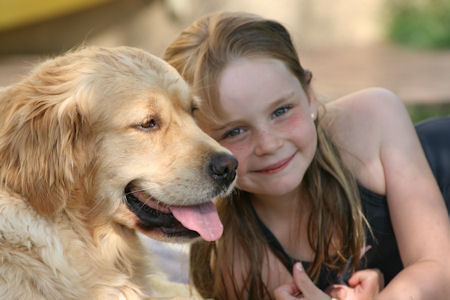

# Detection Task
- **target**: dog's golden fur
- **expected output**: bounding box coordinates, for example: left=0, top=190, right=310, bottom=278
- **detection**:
left=0, top=46, right=234, bottom=299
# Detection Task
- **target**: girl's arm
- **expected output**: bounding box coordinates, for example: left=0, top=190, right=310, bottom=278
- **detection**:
left=378, top=92, right=450, bottom=299
left=340, top=88, right=450, bottom=299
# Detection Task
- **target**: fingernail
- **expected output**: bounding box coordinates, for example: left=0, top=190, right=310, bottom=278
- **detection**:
left=360, top=245, right=372, bottom=258
left=296, top=262, right=303, bottom=272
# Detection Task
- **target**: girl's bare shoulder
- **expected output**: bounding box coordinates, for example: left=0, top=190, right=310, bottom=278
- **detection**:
left=322, top=87, right=408, bottom=193
left=323, top=87, right=406, bottom=135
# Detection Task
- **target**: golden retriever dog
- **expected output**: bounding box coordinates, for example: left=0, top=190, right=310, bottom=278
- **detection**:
left=0, top=46, right=237, bottom=299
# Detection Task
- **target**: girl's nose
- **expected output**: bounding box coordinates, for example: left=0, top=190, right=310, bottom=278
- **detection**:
left=253, top=128, right=282, bottom=156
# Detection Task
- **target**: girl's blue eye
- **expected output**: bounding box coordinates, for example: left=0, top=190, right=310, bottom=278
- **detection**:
left=272, top=106, right=291, bottom=118
left=223, top=127, right=244, bottom=139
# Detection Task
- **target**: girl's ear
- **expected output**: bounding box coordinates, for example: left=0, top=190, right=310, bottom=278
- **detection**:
left=306, top=88, right=318, bottom=120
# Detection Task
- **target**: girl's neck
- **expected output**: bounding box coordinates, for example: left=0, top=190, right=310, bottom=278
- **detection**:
left=250, top=184, right=314, bottom=261
left=250, top=184, right=310, bottom=226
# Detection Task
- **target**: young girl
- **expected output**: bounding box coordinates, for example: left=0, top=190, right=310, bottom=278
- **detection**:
left=163, top=12, right=450, bottom=300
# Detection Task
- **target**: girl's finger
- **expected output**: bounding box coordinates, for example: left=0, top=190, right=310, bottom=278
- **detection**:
left=348, top=268, right=384, bottom=290
left=273, top=282, right=300, bottom=299
left=327, top=285, right=348, bottom=300
left=292, top=262, right=328, bottom=299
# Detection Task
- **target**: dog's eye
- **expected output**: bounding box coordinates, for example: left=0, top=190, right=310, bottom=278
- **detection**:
left=136, top=117, right=160, bottom=131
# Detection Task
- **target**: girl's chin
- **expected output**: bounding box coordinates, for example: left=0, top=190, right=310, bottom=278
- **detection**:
left=241, top=178, right=302, bottom=196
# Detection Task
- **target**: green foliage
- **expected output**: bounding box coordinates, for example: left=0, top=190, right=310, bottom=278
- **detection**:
left=386, top=0, right=450, bottom=49
left=407, top=102, right=450, bottom=124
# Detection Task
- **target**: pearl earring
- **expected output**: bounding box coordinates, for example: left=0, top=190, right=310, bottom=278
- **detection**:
left=311, top=112, right=315, bottom=119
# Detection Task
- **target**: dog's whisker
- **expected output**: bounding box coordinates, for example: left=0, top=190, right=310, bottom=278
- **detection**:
left=86, top=197, right=113, bottom=216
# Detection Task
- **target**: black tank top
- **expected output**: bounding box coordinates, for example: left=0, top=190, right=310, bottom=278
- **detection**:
left=251, top=117, right=450, bottom=290
left=250, top=185, right=399, bottom=290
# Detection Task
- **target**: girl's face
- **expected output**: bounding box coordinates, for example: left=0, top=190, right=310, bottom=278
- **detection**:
left=201, top=57, right=318, bottom=198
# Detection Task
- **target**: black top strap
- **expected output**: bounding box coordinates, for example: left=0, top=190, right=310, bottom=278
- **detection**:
left=249, top=202, right=300, bottom=274
left=249, top=201, right=346, bottom=290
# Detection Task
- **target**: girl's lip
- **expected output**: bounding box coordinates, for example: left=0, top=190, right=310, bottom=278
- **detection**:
left=254, top=152, right=297, bottom=174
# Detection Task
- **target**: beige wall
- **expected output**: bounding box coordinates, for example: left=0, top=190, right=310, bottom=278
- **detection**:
left=88, top=0, right=387, bottom=56
left=164, top=0, right=386, bottom=49
left=0, top=0, right=387, bottom=55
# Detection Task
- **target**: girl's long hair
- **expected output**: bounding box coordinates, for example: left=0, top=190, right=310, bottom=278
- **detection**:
left=164, top=12, right=367, bottom=299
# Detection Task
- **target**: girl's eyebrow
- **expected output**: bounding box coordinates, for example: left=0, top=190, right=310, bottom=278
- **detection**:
left=211, top=91, right=296, bottom=131
left=211, top=120, right=242, bottom=132
left=267, top=91, right=295, bottom=111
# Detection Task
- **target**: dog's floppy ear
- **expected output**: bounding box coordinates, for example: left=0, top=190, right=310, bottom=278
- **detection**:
left=0, top=62, right=89, bottom=216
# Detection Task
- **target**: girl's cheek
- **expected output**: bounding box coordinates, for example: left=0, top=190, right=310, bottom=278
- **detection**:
left=285, top=110, right=304, bottom=128
left=219, top=139, right=243, bottom=156
left=283, top=110, right=315, bottom=140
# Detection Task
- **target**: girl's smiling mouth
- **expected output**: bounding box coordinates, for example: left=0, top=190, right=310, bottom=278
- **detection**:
left=254, top=152, right=297, bottom=174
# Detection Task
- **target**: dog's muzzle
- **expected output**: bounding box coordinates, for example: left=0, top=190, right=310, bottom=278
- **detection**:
left=124, top=152, right=238, bottom=241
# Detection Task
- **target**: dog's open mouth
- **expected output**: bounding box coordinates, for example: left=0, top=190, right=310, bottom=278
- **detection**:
left=124, top=184, right=223, bottom=241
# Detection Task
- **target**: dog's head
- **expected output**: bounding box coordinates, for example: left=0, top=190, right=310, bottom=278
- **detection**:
left=0, top=46, right=237, bottom=242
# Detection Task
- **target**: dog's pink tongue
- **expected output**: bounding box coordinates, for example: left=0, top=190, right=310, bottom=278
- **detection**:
left=170, top=202, right=223, bottom=241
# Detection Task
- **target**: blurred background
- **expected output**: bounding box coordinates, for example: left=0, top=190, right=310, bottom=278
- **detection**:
left=1, top=0, right=450, bottom=122
left=1, top=0, right=449, bottom=285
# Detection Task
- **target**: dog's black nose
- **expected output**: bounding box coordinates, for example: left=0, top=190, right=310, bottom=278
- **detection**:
left=209, top=153, right=238, bottom=183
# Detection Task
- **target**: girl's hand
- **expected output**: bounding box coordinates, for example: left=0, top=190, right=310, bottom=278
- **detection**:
left=327, top=269, right=384, bottom=300
left=274, top=263, right=384, bottom=300
left=273, top=262, right=333, bottom=300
